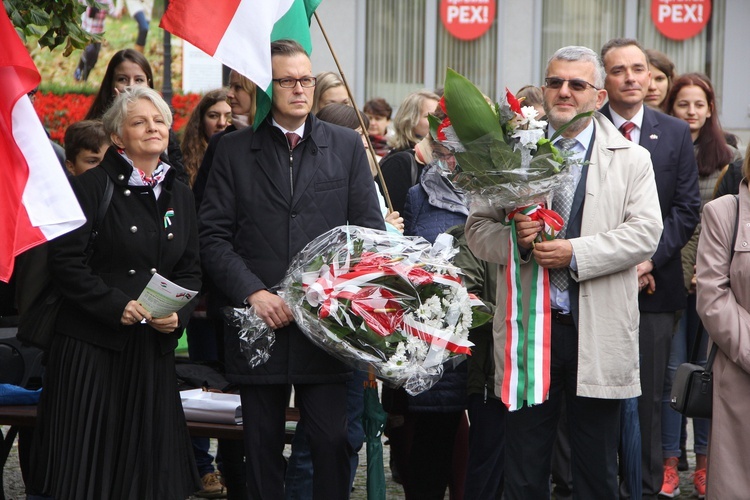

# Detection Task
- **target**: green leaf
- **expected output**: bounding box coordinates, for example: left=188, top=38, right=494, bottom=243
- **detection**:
left=443, top=68, right=503, bottom=144
left=549, top=110, right=594, bottom=142
left=470, top=309, right=493, bottom=329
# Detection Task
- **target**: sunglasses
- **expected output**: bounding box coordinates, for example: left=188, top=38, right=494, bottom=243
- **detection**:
left=545, top=77, right=600, bottom=92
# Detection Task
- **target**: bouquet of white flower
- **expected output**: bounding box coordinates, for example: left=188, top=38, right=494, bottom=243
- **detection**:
left=226, top=226, right=492, bottom=395
left=431, top=68, right=590, bottom=210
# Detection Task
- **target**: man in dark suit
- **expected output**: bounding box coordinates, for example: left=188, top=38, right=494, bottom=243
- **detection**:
left=600, top=38, right=701, bottom=500
left=198, top=39, right=385, bottom=499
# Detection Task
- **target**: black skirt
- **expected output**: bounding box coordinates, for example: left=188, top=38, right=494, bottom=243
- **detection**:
left=30, top=326, right=201, bottom=500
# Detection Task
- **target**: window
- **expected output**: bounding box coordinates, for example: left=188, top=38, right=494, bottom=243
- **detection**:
left=365, top=0, right=428, bottom=108
left=541, top=0, right=625, bottom=72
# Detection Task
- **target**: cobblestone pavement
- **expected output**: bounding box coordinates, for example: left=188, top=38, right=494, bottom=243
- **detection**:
left=2, top=425, right=702, bottom=499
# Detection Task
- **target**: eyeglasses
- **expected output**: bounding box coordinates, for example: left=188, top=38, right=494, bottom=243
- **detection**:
left=272, top=77, right=317, bottom=88
left=545, top=77, right=600, bottom=92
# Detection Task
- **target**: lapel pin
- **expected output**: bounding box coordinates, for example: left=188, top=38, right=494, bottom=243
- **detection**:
left=650, top=134, right=658, bottom=140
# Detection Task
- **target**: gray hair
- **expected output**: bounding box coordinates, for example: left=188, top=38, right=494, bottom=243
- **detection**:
left=102, top=86, right=173, bottom=138
left=546, top=46, right=605, bottom=89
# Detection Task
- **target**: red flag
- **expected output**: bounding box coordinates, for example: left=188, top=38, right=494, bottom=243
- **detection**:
left=0, top=8, right=85, bottom=282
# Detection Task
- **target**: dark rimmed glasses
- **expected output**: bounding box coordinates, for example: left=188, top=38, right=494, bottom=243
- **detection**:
left=272, top=77, right=317, bottom=88
left=545, top=77, right=600, bottom=92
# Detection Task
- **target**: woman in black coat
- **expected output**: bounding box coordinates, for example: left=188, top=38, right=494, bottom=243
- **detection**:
left=29, top=87, right=202, bottom=500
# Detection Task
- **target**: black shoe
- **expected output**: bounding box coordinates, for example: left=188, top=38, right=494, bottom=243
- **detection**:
left=678, top=446, right=689, bottom=472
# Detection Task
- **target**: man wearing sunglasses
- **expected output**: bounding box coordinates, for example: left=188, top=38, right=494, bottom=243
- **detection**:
left=600, top=38, right=700, bottom=500
left=198, top=39, right=384, bottom=499
left=467, top=45, right=664, bottom=499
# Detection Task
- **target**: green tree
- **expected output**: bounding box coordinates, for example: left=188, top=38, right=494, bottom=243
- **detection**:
left=4, top=0, right=102, bottom=55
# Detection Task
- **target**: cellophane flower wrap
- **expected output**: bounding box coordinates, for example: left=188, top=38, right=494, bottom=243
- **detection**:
left=227, top=226, right=492, bottom=395
left=430, top=68, right=590, bottom=212
left=430, top=69, right=593, bottom=412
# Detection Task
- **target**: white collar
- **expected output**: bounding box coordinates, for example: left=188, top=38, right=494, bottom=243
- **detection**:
left=547, top=120, right=595, bottom=153
left=608, top=104, right=644, bottom=131
left=272, top=118, right=305, bottom=138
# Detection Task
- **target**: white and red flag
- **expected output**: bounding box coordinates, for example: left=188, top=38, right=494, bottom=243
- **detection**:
left=0, top=7, right=85, bottom=283
left=160, top=0, right=322, bottom=127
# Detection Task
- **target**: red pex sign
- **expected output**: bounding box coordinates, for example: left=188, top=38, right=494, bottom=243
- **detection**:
left=651, top=0, right=711, bottom=41
left=440, top=0, right=496, bottom=41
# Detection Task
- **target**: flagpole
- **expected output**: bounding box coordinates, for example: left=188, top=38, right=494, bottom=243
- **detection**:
left=313, top=12, right=394, bottom=213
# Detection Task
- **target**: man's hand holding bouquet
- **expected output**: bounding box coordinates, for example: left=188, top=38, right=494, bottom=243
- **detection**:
left=227, top=226, right=492, bottom=395
left=431, top=69, right=591, bottom=410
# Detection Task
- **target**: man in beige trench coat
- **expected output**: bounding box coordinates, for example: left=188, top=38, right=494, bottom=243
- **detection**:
left=466, top=45, right=664, bottom=499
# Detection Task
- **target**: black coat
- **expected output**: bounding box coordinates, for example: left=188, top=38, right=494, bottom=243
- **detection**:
left=198, top=115, right=385, bottom=384
left=49, top=147, right=201, bottom=354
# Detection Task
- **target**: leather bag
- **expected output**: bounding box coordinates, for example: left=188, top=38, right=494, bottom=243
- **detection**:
left=670, top=194, right=739, bottom=419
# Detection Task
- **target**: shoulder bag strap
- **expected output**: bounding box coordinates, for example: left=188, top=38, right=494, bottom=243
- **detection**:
left=84, top=175, right=114, bottom=261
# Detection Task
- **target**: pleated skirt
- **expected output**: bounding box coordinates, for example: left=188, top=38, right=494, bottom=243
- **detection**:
left=30, top=327, right=201, bottom=500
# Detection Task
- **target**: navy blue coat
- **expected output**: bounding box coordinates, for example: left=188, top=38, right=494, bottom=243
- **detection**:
left=403, top=165, right=470, bottom=411
left=198, top=115, right=385, bottom=384
left=600, top=104, right=700, bottom=312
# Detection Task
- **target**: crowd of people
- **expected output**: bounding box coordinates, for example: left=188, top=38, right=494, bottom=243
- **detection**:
left=2, top=25, right=748, bottom=500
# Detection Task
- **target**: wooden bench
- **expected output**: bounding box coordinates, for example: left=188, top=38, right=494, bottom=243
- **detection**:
left=0, top=405, right=300, bottom=500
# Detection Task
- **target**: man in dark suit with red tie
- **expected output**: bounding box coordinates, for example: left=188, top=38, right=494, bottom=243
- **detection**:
left=198, top=39, right=385, bottom=499
left=600, top=38, right=700, bottom=500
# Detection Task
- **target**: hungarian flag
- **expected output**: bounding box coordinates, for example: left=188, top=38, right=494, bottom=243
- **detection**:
left=160, top=0, right=322, bottom=127
left=0, top=8, right=85, bottom=283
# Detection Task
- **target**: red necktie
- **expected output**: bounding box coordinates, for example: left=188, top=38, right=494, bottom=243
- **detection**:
left=619, top=121, right=635, bottom=141
left=286, top=132, right=301, bottom=150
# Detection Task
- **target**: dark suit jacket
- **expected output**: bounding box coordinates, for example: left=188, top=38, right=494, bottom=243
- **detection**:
left=49, top=147, right=202, bottom=353
left=198, top=114, right=385, bottom=384
left=600, top=104, right=700, bottom=312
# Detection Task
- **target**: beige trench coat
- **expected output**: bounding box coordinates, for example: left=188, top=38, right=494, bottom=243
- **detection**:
left=466, top=113, right=663, bottom=400
left=696, top=182, right=750, bottom=499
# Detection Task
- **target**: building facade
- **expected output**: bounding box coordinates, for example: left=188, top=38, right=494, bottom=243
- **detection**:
left=309, top=0, right=749, bottom=142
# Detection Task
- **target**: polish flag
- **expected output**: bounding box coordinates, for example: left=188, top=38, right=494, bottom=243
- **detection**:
left=161, top=0, right=321, bottom=127
left=0, top=8, right=85, bottom=283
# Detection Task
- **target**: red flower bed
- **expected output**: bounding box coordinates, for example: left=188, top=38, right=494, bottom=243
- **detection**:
left=34, top=91, right=201, bottom=146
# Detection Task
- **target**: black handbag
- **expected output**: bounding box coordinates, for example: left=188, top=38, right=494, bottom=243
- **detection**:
left=670, top=194, right=740, bottom=419
left=16, top=176, right=113, bottom=351
left=670, top=328, right=717, bottom=419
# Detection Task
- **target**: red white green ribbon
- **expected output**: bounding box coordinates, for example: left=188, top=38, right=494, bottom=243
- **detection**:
left=501, top=204, right=562, bottom=411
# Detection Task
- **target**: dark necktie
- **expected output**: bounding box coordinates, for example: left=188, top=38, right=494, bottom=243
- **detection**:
left=550, top=137, right=578, bottom=291
left=286, top=132, right=301, bottom=150
left=619, top=121, right=635, bottom=141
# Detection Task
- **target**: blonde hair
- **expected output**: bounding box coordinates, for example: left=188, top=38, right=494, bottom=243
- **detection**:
left=388, top=89, right=440, bottom=151
left=312, top=71, right=345, bottom=114
left=229, top=70, right=258, bottom=123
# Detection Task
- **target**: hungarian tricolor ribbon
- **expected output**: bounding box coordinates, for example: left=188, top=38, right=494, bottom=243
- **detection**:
left=501, top=204, right=562, bottom=411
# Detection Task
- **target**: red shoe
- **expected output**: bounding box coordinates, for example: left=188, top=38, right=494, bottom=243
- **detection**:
left=694, top=468, right=707, bottom=499
left=660, top=458, right=681, bottom=498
